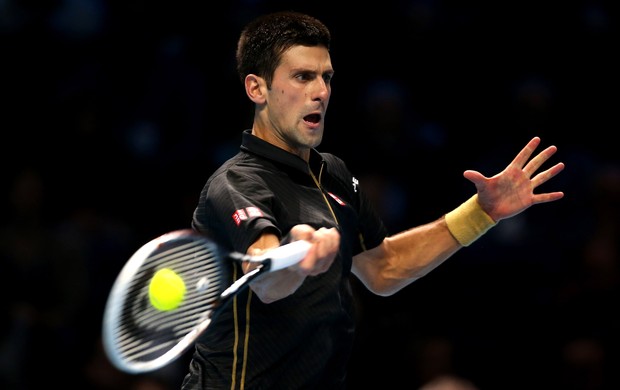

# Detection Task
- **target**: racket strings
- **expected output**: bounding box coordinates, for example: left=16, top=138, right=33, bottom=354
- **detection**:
left=109, top=238, right=230, bottom=368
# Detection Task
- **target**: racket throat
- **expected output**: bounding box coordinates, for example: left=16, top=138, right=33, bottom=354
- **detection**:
left=220, top=262, right=269, bottom=299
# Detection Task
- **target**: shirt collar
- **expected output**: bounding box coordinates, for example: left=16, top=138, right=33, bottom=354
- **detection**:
left=240, top=129, right=325, bottom=175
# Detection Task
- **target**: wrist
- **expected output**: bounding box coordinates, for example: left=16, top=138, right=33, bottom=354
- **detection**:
left=445, top=194, right=496, bottom=246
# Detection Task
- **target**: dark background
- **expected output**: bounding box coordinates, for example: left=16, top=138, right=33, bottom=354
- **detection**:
left=1, top=1, right=618, bottom=389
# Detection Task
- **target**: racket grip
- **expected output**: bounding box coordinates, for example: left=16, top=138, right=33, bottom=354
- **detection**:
left=263, top=240, right=312, bottom=272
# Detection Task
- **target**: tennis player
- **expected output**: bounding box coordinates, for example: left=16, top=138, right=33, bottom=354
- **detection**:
left=182, top=11, right=565, bottom=389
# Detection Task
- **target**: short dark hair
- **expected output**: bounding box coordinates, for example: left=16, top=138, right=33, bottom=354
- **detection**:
left=236, top=11, right=331, bottom=88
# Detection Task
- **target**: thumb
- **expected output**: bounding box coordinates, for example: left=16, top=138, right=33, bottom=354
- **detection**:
left=463, top=169, right=486, bottom=185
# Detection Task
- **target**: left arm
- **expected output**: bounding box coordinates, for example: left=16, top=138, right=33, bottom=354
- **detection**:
left=352, top=136, right=565, bottom=296
left=352, top=216, right=461, bottom=296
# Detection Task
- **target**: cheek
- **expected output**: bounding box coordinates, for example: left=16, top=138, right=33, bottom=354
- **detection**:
left=274, top=89, right=302, bottom=107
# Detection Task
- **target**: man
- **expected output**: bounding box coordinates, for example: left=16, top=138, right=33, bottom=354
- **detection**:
left=182, top=11, right=564, bottom=389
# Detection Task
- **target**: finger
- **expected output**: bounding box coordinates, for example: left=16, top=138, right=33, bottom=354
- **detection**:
left=463, top=170, right=486, bottom=185
left=308, top=229, right=339, bottom=275
left=523, top=145, right=558, bottom=177
left=532, top=191, right=565, bottom=204
left=290, top=224, right=316, bottom=242
left=531, top=162, right=565, bottom=188
left=510, top=136, right=541, bottom=169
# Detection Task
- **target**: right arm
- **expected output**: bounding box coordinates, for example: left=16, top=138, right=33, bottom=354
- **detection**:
left=246, top=225, right=340, bottom=303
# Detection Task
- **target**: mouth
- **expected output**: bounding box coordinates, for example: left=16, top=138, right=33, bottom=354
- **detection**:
left=303, top=113, right=321, bottom=125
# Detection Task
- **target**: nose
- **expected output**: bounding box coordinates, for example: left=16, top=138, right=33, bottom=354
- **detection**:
left=313, top=78, right=330, bottom=102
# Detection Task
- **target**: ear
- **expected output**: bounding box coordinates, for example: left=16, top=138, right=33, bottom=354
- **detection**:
left=245, top=74, right=267, bottom=104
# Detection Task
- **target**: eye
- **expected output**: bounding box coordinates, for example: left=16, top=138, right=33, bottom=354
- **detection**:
left=295, top=72, right=313, bottom=82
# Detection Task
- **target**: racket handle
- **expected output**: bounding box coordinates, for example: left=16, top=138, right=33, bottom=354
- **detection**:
left=261, top=240, right=312, bottom=272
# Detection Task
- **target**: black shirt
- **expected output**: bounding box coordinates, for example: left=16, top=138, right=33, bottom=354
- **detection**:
left=183, top=130, right=387, bottom=389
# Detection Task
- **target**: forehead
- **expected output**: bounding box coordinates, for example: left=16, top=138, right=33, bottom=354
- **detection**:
left=279, top=45, right=333, bottom=72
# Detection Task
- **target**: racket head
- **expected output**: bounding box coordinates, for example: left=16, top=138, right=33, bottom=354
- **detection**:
left=102, top=229, right=230, bottom=373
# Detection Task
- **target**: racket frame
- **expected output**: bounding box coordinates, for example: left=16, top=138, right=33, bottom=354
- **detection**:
left=102, top=229, right=310, bottom=373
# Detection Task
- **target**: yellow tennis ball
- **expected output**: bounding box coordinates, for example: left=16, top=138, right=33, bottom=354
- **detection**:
left=149, top=268, right=186, bottom=311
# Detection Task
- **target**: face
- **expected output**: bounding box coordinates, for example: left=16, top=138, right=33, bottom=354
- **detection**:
left=259, top=45, right=333, bottom=157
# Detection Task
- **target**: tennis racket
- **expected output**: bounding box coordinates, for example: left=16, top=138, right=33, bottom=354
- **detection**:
left=102, top=228, right=311, bottom=374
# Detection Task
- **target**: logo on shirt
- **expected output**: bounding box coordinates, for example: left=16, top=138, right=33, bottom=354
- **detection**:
left=232, top=206, right=264, bottom=226
left=328, top=192, right=346, bottom=206
left=352, top=177, right=359, bottom=192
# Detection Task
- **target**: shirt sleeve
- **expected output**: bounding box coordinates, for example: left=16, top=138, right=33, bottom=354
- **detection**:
left=193, top=167, right=280, bottom=253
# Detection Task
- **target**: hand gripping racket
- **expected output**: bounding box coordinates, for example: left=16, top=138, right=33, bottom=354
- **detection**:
left=102, top=229, right=311, bottom=374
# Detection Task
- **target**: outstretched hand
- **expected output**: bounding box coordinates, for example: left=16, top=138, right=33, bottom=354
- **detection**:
left=463, top=137, right=565, bottom=222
